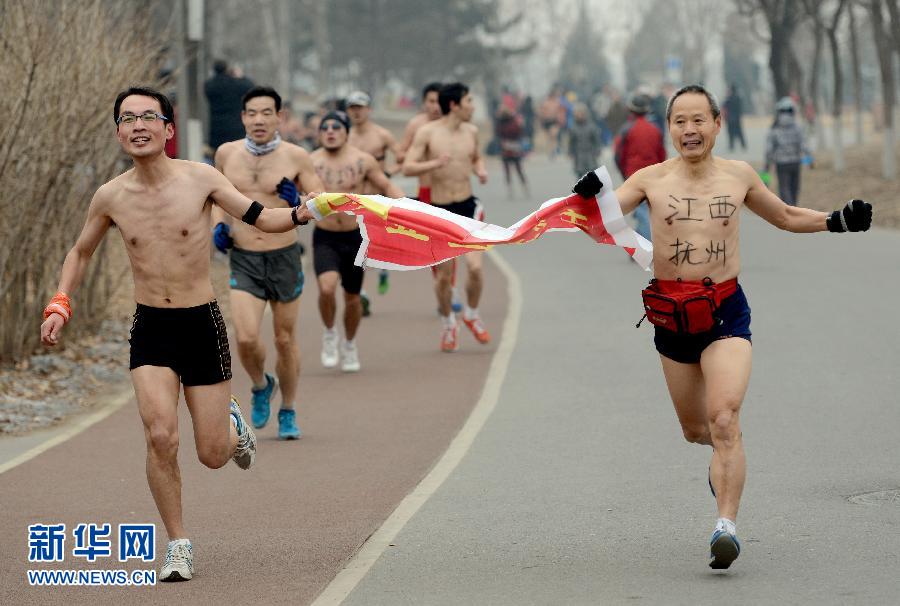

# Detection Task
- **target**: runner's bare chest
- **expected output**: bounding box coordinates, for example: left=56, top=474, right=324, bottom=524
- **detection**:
left=223, top=148, right=297, bottom=197
left=313, top=155, right=366, bottom=192
left=111, top=175, right=211, bottom=261
left=645, top=174, right=749, bottom=277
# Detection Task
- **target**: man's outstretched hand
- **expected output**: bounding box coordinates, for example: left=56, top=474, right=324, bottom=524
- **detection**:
left=572, top=170, right=602, bottom=199
left=827, top=199, right=872, bottom=233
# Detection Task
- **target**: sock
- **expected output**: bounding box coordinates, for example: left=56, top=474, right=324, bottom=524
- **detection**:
left=324, top=326, right=337, bottom=337
left=715, top=517, right=736, bottom=536
left=442, top=313, right=457, bottom=328
left=251, top=376, right=268, bottom=391
left=463, top=306, right=478, bottom=321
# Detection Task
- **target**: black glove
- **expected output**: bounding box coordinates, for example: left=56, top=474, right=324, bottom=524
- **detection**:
left=572, top=170, right=602, bottom=198
left=826, top=199, right=872, bottom=233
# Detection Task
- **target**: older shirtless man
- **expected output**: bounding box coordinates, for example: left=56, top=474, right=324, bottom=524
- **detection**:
left=602, top=84, right=872, bottom=569
left=311, top=110, right=403, bottom=372
left=403, top=82, right=489, bottom=352
left=214, top=86, right=324, bottom=440
left=40, top=87, right=315, bottom=582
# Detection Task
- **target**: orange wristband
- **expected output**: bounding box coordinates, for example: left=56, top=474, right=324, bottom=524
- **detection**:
left=43, top=292, right=72, bottom=323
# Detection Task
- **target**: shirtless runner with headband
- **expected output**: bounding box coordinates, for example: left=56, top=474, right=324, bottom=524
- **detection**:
left=577, top=84, right=872, bottom=570
left=40, top=86, right=316, bottom=582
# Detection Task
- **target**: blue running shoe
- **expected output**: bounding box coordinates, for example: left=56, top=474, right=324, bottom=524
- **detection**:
left=250, top=373, right=277, bottom=429
left=278, top=408, right=301, bottom=440
left=709, top=529, right=741, bottom=570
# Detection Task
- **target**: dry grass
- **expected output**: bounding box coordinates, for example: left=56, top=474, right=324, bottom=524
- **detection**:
left=0, top=0, right=170, bottom=362
left=796, top=138, right=900, bottom=229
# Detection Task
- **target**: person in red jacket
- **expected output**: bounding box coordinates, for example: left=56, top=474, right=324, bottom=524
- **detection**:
left=614, top=93, right=666, bottom=238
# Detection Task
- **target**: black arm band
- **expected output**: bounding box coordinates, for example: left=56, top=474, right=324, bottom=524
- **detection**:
left=242, top=201, right=264, bottom=225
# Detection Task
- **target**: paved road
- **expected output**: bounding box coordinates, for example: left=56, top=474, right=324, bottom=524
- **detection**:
left=0, top=222, right=507, bottom=604
left=337, top=155, right=900, bottom=605
left=3, top=150, right=897, bottom=605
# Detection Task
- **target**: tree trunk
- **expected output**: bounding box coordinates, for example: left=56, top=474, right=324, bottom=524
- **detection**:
left=769, top=24, right=792, bottom=98
left=870, top=0, right=897, bottom=179
left=848, top=5, right=865, bottom=145
left=809, top=19, right=827, bottom=150
left=828, top=26, right=845, bottom=171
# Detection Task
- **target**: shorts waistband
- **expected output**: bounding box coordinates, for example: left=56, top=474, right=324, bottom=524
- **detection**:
left=433, top=195, right=476, bottom=207
left=232, top=241, right=301, bottom=256
left=135, top=300, right=220, bottom=315
left=314, top=227, right=361, bottom=237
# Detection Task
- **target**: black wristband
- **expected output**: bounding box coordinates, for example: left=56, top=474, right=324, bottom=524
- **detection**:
left=291, top=206, right=309, bottom=226
left=241, top=200, right=264, bottom=225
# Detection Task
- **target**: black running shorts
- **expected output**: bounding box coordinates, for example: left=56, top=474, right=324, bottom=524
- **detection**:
left=433, top=196, right=481, bottom=220
left=229, top=242, right=304, bottom=303
left=129, top=301, right=232, bottom=386
left=653, top=285, right=752, bottom=364
left=312, top=227, right=365, bottom=295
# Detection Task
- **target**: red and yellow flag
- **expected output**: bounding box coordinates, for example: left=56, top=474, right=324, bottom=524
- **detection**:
left=305, top=167, right=652, bottom=271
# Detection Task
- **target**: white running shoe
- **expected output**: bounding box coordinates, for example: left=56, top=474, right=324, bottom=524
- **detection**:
left=321, top=329, right=339, bottom=368
left=341, top=340, right=361, bottom=373
left=160, top=539, right=193, bottom=581
left=230, top=396, right=256, bottom=470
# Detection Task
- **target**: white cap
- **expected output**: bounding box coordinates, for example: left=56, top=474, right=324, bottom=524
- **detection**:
left=346, top=91, right=371, bottom=107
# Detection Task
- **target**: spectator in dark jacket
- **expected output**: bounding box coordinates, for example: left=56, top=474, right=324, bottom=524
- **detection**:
left=723, top=84, right=747, bottom=151
left=204, top=59, right=254, bottom=150
left=614, top=93, right=666, bottom=239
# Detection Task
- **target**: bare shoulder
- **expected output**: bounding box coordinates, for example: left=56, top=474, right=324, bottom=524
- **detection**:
left=717, top=157, right=755, bottom=179
left=284, top=141, right=312, bottom=162
left=632, top=159, right=672, bottom=184
left=417, top=120, right=439, bottom=138
left=463, top=122, right=480, bottom=136
left=215, top=140, right=240, bottom=162
left=356, top=147, right=378, bottom=168
left=95, top=173, right=129, bottom=207
left=375, top=123, right=394, bottom=141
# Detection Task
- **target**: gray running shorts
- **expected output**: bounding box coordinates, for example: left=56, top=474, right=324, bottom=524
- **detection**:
left=229, top=242, right=304, bottom=303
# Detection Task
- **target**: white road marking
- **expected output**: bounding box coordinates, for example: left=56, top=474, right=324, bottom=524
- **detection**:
left=0, top=386, right=133, bottom=475
left=311, top=249, right=523, bottom=605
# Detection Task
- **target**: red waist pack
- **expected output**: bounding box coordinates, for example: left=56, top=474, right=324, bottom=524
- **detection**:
left=640, top=278, right=738, bottom=334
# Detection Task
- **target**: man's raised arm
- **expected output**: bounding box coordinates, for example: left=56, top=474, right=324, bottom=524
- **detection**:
left=206, top=163, right=314, bottom=232
left=742, top=162, right=871, bottom=233
left=402, top=128, right=447, bottom=176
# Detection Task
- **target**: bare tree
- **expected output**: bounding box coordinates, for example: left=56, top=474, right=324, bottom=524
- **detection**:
left=869, top=0, right=897, bottom=179
left=805, top=0, right=849, bottom=169
left=847, top=2, right=866, bottom=144
left=737, top=0, right=805, bottom=98
left=0, top=0, right=168, bottom=362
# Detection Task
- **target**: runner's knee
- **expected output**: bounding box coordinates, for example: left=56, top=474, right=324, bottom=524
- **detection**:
left=147, top=423, right=178, bottom=458
left=273, top=329, right=295, bottom=353
left=681, top=424, right=709, bottom=444
left=318, top=279, right=338, bottom=298
left=709, top=409, right=740, bottom=445
left=196, top=443, right=229, bottom=469
left=235, top=331, right=261, bottom=350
